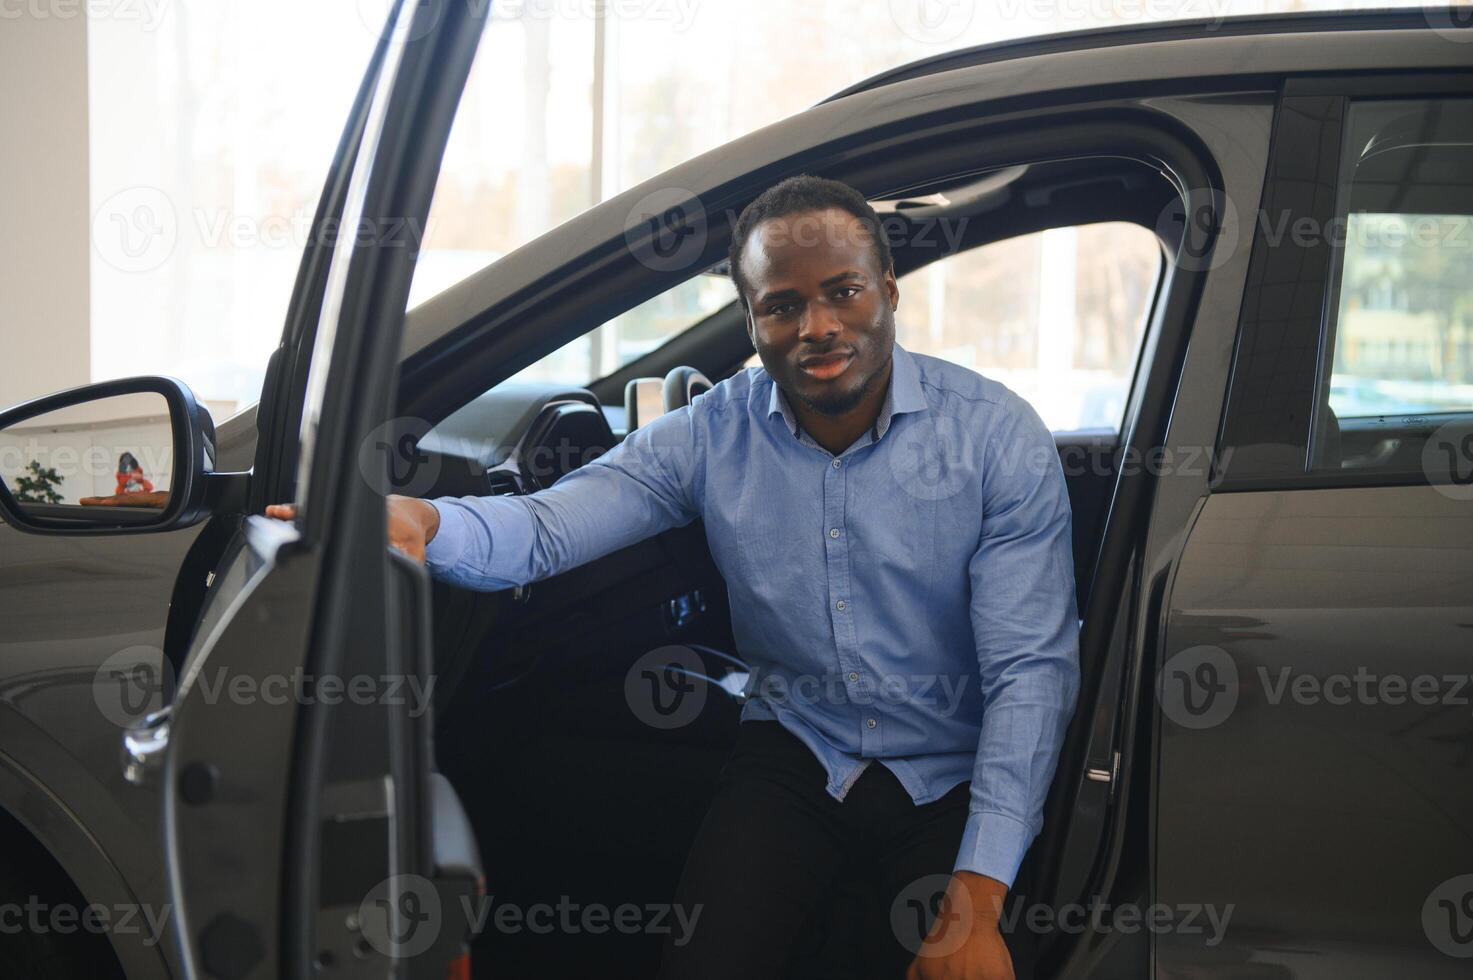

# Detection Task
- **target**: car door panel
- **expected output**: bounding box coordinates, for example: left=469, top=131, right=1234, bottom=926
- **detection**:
left=164, top=516, right=318, bottom=979
left=163, top=2, right=490, bottom=977
left=1157, top=487, right=1473, bottom=976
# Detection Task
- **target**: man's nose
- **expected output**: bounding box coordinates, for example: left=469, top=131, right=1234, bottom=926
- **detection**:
left=798, top=304, right=842, bottom=343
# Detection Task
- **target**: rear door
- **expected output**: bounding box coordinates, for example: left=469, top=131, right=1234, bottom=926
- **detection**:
left=162, top=3, right=488, bottom=977
left=1157, top=78, right=1473, bottom=976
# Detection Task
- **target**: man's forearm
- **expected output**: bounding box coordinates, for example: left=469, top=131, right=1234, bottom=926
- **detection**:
left=421, top=440, right=700, bottom=590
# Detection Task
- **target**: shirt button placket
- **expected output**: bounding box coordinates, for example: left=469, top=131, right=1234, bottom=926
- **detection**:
left=824, top=453, right=860, bottom=745
left=826, top=452, right=870, bottom=752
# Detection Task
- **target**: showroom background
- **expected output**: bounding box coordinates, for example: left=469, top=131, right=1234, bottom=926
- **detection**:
left=0, top=0, right=1443, bottom=424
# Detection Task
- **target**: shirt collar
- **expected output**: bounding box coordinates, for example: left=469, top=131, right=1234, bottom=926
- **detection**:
left=766, top=342, right=927, bottom=441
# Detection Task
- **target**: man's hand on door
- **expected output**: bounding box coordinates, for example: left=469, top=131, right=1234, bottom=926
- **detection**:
left=265, top=495, right=441, bottom=563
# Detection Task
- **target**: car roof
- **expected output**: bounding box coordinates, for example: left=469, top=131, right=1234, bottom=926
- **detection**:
left=825, top=7, right=1456, bottom=103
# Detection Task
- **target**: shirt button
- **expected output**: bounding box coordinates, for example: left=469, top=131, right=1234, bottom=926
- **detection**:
left=831, top=458, right=842, bottom=469
left=848, top=671, right=859, bottom=682
left=835, top=599, right=846, bottom=611
left=829, top=528, right=841, bottom=539
left=866, top=718, right=878, bottom=729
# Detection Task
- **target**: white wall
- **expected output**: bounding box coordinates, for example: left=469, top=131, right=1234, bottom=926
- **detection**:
left=0, top=7, right=92, bottom=408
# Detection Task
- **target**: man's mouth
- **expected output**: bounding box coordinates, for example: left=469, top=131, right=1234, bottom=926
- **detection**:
left=798, top=351, right=853, bottom=381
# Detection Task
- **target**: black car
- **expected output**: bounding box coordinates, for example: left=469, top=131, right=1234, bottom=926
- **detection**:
left=1, top=6, right=1471, bottom=979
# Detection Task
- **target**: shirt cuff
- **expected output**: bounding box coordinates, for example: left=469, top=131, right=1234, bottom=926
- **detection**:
left=423, top=499, right=470, bottom=574
left=953, top=811, right=1032, bottom=889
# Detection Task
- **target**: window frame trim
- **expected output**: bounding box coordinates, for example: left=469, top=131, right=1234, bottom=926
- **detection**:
left=1213, top=72, right=1473, bottom=494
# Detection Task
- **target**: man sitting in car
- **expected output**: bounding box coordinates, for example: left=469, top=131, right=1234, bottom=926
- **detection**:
left=272, top=174, right=1079, bottom=980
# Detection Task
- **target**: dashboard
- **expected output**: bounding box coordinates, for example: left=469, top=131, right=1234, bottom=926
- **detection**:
left=416, top=383, right=624, bottom=498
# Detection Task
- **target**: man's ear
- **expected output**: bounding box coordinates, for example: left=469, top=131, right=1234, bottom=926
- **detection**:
left=743, top=303, right=758, bottom=349
left=884, top=267, right=899, bottom=311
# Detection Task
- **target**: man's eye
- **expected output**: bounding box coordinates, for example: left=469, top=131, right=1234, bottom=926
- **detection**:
left=833, top=286, right=860, bottom=300
left=768, top=303, right=797, bottom=317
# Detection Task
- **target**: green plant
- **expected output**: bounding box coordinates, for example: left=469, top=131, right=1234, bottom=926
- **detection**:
left=13, top=460, right=64, bottom=504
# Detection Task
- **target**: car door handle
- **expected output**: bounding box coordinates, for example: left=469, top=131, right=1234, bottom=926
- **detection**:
left=1085, top=751, right=1119, bottom=789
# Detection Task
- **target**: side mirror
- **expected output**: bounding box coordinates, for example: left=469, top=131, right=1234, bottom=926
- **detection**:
left=0, top=376, right=232, bottom=535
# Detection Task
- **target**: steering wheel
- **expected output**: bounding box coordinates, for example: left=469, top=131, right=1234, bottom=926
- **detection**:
left=662, top=366, right=713, bottom=413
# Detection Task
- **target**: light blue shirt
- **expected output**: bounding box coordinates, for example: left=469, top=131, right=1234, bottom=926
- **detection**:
left=425, top=343, right=1080, bottom=887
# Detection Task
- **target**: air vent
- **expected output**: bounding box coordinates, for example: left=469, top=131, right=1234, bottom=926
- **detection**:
left=485, top=471, right=522, bottom=496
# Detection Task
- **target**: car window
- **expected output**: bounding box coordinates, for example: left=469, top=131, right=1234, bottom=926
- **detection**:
left=892, top=223, right=1160, bottom=432
left=509, top=274, right=738, bottom=387
left=1311, top=98, right=1473, bottom=473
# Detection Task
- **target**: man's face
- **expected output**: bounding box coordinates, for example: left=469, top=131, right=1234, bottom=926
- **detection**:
left=740, top=207, right=899, bottom=417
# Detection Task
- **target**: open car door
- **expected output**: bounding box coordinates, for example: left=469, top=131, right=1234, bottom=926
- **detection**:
left=161, top=3, right=488, bottom=977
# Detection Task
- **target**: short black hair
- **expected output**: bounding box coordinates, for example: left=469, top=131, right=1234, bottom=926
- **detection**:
left=727, top=174, right=892, bottom=308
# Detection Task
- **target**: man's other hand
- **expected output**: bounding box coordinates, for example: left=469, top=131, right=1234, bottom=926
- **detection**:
left=264, top=495, right=441, bottom=563
left=906, top=872, right=1015, bottom=980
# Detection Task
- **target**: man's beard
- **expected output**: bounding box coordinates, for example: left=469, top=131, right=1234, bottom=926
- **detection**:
left=792, top=363, right=880, bottom=417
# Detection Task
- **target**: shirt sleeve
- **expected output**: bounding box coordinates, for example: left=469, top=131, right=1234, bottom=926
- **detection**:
left=955, top=396, right=1081, bottom=888
left=424, top=403, right=705, bottom=591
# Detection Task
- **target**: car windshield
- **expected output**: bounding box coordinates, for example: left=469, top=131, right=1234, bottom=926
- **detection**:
left=507, top=273, right=738, bottom=387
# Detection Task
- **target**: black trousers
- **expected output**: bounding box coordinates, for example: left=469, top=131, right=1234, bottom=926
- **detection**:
left=656, top=720, right=971, bottom=980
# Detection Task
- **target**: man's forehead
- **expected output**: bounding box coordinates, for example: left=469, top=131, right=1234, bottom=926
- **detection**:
left=748, top=208, right=871, bottom=252
left=741, top=208, right=875, bottom=280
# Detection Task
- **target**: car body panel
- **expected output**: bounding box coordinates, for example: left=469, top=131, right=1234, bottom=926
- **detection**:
left=0, top=524, right=200, bottom=976
left=1159, top=486, right=1473, bottom=976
